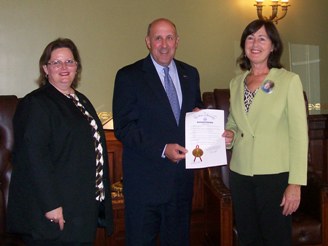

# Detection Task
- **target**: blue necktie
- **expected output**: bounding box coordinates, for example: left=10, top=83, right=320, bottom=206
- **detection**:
left=163, top=67, right=180, bottom=125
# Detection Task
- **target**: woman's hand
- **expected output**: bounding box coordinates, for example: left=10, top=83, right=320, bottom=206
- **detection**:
left=280, top=184, right=301, bottom=216
left=222, top=130, right=234, bottom=146
left=45, top=206, right=65, bottom=230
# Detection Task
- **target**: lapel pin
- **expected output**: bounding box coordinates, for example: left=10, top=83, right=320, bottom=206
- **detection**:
left=261, top=80, right=275, bottom=94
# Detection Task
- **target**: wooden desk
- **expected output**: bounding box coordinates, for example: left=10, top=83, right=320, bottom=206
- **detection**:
left=95, top=130, right=125, bottom=246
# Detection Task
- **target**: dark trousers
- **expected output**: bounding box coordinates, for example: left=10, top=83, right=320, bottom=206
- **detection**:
left=23, top=236, right=93, bottom=246
left=230, top=171, right=292, bottom=246
left=23, top=201, right=104, bottom=246
left=124, top=199, right=192, bottom=246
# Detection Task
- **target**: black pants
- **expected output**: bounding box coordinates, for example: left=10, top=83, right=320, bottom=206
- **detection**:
left=124, top=199, right=192, bottom=246
left=23, top=236, right=93, bottom=246
left=23, top=201, right=104, bottom=246
left=230, top=171, right=292, bottom=246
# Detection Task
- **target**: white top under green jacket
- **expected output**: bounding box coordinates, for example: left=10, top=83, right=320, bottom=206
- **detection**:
left=226, top=68, right=308, bottom=185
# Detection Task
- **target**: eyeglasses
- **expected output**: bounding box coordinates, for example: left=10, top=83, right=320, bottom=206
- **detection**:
left=47, top=59, right=77, bottom=69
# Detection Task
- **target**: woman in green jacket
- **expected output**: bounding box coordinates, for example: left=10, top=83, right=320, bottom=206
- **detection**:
left=223, top=19, right=308, bottom=246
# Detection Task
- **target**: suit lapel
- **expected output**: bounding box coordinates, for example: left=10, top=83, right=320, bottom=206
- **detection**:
left=142, top=58, right=165, bottom=101
left=176, top=61, right=189, bottom=115
left=246, top=69, right=274, bottom=127
left=234, top=72, right=255, bottom=135
left=142, top=56, right=178, bottom=125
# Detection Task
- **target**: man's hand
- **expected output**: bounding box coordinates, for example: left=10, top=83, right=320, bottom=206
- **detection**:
left=192, top=107, right=201, bottom=112
left=164, top=143, right=188, bottom=163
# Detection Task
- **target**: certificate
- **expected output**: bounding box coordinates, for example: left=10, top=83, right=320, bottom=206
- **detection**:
left=185, top=109, right=227, bottom=169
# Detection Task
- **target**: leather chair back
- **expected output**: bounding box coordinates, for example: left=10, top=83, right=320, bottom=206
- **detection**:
left=203, top=89, right=231, bottom=188
left=0, top=96, right=18, bottom=234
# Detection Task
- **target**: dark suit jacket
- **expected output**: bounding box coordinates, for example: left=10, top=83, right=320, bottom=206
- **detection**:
left=113, top=55, right=203, bottom=204
left=7, top=83, right=113, bottom=242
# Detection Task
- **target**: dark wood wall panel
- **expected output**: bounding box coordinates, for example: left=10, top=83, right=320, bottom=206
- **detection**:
left=308, top=114, right=328, bottom=183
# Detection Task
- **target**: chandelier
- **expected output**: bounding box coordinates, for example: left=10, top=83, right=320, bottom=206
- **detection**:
left=254, top=0, right=291, bottom=24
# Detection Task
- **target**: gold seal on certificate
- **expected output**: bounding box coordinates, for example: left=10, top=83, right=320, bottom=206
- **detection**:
left=192, top=145, right=203, bottom=162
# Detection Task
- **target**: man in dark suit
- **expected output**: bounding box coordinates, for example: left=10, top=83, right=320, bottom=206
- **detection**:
left=113, top=18, right=203, bottom=245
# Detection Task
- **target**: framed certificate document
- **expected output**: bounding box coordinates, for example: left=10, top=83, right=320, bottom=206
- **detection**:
left=185, top=109, right=227, bottom=169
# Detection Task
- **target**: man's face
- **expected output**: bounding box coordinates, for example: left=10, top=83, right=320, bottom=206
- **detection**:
left=145, top=20, right=179, bottom=67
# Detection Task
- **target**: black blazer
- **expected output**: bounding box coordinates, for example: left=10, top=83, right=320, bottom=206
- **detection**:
left=113, top=55, right=203, bottom=204
left=7, top=83, right=113, bottom=242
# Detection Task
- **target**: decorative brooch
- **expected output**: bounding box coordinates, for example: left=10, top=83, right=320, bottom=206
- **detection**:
left=261, top=80, right=275, bottom=94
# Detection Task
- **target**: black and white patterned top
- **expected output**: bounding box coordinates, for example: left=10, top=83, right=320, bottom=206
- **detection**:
left=67, top=93, right=105, bottom=201
left=244, top=80, right=258, bottom=113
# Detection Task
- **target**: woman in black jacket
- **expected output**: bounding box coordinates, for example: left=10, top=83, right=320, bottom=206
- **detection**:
left=7, top=38, right=113, bottom=246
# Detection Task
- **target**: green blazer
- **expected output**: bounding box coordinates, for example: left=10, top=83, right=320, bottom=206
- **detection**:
left=226, top=68, right=308, bottom=185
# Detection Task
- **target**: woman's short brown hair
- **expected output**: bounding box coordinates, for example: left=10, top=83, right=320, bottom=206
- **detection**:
left=37, top=38, right=82, bottom=88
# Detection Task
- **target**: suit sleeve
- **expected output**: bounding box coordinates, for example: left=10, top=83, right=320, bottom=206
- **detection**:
left=287, top=75, right=308, bottom=185
left=14, top=97, right=61, bottom=213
